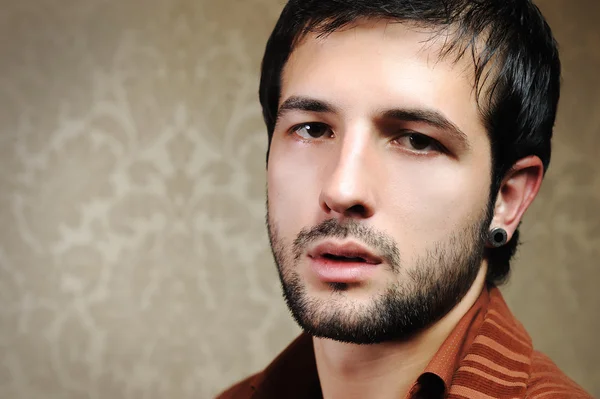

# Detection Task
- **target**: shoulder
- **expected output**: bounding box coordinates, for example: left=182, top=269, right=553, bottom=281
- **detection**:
left=526, top=351, right=592, bottom=398
left=474, top=287, right=592, bottom=398
left=215, top=334, right=318, bottom=399
left=215, top=372, right=263, bottom=399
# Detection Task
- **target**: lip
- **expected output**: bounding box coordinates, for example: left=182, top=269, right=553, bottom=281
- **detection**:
left=307, top=241, right=382, bottom=283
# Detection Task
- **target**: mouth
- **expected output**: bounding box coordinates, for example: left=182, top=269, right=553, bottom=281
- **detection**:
left=308, top=242, right=383, bottom=265
left=307, top=241, right=382, bottom=283
left=321, top=253, right=370, bottom=263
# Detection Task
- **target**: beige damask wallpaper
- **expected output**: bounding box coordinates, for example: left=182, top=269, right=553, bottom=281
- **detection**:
left=0, top=0, right=598, bottom=398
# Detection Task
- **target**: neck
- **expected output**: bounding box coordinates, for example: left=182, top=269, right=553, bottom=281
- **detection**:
left=313, top=265, right=488, bottom=399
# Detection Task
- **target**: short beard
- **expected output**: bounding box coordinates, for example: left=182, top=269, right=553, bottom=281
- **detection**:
left=267, top=206, right=491, bottom=345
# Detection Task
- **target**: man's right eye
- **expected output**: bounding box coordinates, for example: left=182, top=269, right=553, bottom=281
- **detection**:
left=291, top=122, right=332, bottom=139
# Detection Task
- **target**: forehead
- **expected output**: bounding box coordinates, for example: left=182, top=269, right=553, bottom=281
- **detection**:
left=280, top=20, right=487, bottom=139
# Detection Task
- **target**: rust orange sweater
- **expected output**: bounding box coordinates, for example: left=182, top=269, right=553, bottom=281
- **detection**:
left=218, top=286, right=591, bottom=398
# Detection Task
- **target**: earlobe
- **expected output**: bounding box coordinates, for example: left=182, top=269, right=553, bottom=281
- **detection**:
left=489, top=156, right=545, bottom=242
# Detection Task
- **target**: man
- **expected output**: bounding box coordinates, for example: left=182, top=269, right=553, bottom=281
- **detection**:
left=219, top=0, right=592, bottom=398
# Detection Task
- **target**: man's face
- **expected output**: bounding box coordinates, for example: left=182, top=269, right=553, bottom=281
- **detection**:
left=266, top=21, right=493, bottom=344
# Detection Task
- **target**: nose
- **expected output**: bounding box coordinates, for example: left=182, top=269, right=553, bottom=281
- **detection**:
left=319, top=131, right=377, bottom=219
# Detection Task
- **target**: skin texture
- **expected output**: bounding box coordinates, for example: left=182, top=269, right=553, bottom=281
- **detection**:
left=266, top=20, right=544, bottom=399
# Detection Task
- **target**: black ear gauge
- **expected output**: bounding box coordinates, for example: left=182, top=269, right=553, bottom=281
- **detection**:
left=489, top=227, right=508, bottom=248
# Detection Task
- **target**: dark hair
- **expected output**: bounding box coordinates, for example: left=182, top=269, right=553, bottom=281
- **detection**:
left=259, top=0, right=561, bottom=285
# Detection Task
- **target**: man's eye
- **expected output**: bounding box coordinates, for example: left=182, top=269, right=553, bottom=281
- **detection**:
left=395, top=133, right=444, bottom=153
left=292, top=123, right=332, bottom=139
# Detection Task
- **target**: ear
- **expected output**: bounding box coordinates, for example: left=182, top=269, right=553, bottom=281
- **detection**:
left=490, top=156, right=545, bottom=243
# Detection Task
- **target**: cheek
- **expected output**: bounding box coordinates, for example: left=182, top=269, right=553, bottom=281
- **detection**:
left=267, top=139, right=324, bottom=235
left=383, top=153, right=491, bottom=243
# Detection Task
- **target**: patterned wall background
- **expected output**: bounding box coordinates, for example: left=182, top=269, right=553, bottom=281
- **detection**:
left=0, top=0, right=597, bottom=398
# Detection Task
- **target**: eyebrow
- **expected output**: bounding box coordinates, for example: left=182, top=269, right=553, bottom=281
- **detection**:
left=276, top=95, right=470, bottom=149
left=276, top=96, right=339, bottom=123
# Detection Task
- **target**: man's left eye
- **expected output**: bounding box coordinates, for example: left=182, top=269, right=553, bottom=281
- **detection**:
left=395, top=133, right=444, bottom=153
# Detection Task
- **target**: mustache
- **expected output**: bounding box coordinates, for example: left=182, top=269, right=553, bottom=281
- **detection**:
left=292, top=219, right=401, bottom=272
